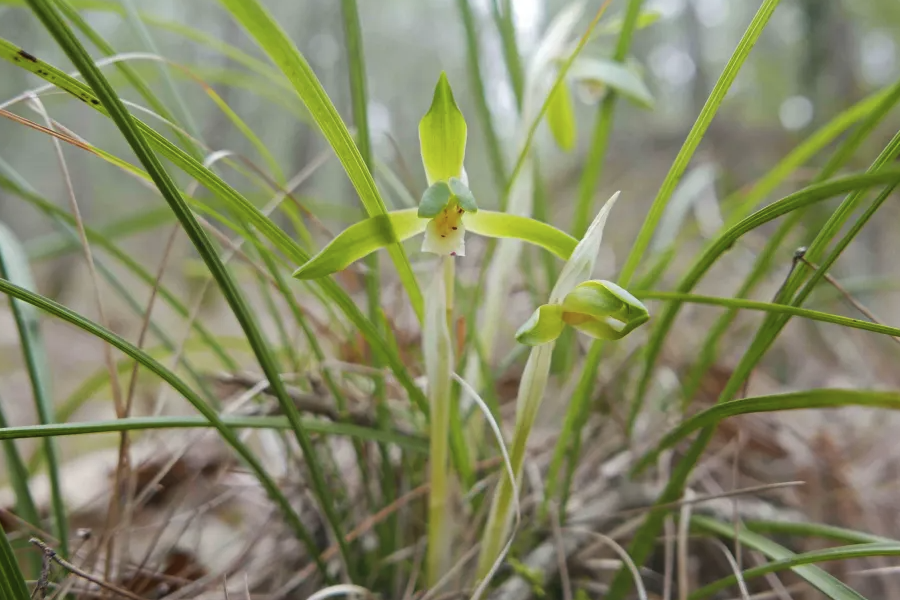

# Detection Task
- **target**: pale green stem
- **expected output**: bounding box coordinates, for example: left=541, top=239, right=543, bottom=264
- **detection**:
left=476, top=342, right=554, bottom=578
left=426, top=256, right=456, bottom=586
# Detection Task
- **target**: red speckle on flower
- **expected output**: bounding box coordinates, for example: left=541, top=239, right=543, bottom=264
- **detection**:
left=452, top=227, right=457, bottom=230
left=450, top=252, right=457, bottom=256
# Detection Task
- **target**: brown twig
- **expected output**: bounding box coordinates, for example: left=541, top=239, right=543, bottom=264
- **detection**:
left=796, top=253, right=900, bottom=346
left=29, top=538, right=146, bottom=600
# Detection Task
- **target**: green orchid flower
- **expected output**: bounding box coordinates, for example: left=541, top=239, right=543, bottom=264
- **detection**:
left=293, top=73, right=580, bottom=280
left=513, top=193, right=650, bottom=346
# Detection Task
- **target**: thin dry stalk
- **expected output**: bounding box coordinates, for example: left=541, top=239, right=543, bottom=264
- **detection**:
left=30, top=538, right=145, bottom=600
left=677, top=490, right=694, bottom=600
left=708, top=538, right=750, bottom=600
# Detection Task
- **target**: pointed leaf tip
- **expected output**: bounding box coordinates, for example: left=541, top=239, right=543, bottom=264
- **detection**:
left=419, top=72, right=467, bottom=185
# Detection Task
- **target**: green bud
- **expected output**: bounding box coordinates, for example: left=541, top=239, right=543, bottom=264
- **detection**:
left=419, top=181, right=452, bottom=218
left=560, top=280, right=649, bottom=340
left=515, top=304, right=565, bottom=346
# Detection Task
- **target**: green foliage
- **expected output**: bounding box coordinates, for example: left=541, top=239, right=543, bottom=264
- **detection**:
left=1, top=0, right=898, bottom=596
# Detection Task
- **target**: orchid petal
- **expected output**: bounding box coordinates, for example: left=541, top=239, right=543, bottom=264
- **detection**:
left=293, top=209, right=425, bottom=279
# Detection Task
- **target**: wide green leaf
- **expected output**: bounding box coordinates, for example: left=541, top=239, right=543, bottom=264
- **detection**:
left=568, top=56, right=654, bottom=108
left=419, top=72, right=468, bottom=184
left=692, top=516, right=868, bottom=600
left=293, top=209, right=426, bottom=279
left=465, top=210, right=577, bottom=260
left=215, top=0, right=423, bottom=321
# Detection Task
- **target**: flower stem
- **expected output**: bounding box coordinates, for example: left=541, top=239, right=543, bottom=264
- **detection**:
left=476, top=342, right=554, bottom=578
left=425, top=256, right=456, bottom=586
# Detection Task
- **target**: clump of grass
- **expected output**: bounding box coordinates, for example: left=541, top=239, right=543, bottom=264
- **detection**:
left=1, top=1, right=900, bottom=599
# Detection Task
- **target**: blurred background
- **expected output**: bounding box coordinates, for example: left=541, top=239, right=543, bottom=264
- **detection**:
left=2, top=1, right=900, bottom=596
left=2, top=0, right=899, bottom=407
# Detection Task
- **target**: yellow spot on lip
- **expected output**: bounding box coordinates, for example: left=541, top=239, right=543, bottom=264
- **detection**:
left=432, top=204, right=464, bottom=238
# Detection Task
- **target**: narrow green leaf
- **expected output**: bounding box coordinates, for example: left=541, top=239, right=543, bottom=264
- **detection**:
left=618, top=0, right=781, bottom=288
left=20, top=0, right=334, bottom=573
left=419, top=181, right=453, bottom=218
left=0, top=39, right=427, bottom=417
left=0, top=524, right=29, bottom=600
left=515, top=304, right=566, bottom=346
left=0, top=221, right=68, bottom=554
left=465, top=210, right=577, bottom=260
left=692, top=515, right=868, bottom=600
left=592, top=9, right=660, bottom=36
left=449, top=177, right=478, bottom=213
left=215, top=0, right=423, bottom=322
left=692, top=541, right=900, bottom=600
left=0, top=393, right=43, bottom=576
left=636, top=389, right=900, bottom=473
left=637, top=291, right=900, bottom=338
left=293, top=209, right=426, bottom=279
left=570, top=0, right=646, bottom=238
left=548, top=0, right=647, bottom=526
left=0, top=415, right=428, bottom=453
left=746, top=520, right=897, bottom=545
left=455, top=0, right=507, bottom=189
left=0, top=173, right=237, bottom=374
left=546, top=80, right=577, bottom=151
left=568, top=56, right=654, bottom=108
left=0, top=275, right=329, bottom=572
left=419, top=72, right=468, bottom=185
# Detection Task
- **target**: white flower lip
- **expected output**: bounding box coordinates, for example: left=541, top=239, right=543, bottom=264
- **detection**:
left=422, top=216, right=466, bottom=256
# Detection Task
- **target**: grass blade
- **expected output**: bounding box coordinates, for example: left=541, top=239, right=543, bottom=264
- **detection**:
left=746, top=521, right=897, bottom=545
left=635, top=291, right=900, bottom=338
left=571, top=0, right=645, bottom=237
left=0, top=415, right=427, bottom=453
left=0, top=275, right=328, bottom=572
left=456, top=0, right=506, bottom=190
left=216, top=0, right=423, bottom=322
left=691, top=542, right=900, bottom=600
left=0, top=524, right=29, bottom=600
left=0, top=392, right=43, bottom=576
left=617, top=0, right=781, bottom=287
left=635, top=389, right=900, bottom=473
left=21, top=0, right=347, bottom=575
left=0, top=36, right=427, bottom=414
left=0, top=221, right=68, bottom=555
left=692, top=515, right=868, bottom=600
